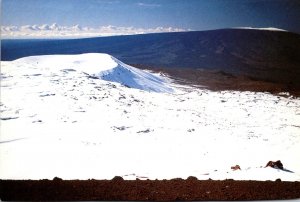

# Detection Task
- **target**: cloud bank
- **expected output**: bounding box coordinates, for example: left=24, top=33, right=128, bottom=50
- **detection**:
left=1, top=23, right=188, bottom=39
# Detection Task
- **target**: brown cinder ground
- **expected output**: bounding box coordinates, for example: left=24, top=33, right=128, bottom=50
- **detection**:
left=1, top=178, right=300, bottom=200
left=133, top=65, right=300, bottom=97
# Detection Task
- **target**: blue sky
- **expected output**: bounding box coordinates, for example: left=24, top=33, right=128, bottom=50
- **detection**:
left=1, top=0, right=300, bottom=37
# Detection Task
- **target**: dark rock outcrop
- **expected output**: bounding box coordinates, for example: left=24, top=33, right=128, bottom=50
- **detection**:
left=265, top=160, right=284, bottom=170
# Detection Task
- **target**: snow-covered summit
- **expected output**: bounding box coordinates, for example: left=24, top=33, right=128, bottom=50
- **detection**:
left=14, top=53, right=173, bottom=93
left=233, top=27, right=287, bottom=32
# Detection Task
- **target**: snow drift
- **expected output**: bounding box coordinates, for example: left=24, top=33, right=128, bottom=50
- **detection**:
left=14, top=53, right=173, bottom=93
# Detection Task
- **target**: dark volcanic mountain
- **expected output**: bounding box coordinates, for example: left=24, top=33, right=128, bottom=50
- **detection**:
left=2, top=29, right=300, bottom=85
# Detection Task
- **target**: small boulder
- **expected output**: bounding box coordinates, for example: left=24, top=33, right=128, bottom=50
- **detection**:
left=187, top=176, right=198, bottom=181
left=112, top=176, right=124, bottom=181
left=231, top=165, right=241, bottom=171
left=265, top=160, right=284, bottom=170
left=53, top=177, right=63, bottom=181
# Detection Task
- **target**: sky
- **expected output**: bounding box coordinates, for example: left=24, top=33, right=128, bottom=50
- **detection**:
left=1, top=0, right=300, bottom=38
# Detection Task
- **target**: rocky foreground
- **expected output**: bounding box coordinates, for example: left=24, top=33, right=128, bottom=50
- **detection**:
left=1, top=178, right=300, bottom=200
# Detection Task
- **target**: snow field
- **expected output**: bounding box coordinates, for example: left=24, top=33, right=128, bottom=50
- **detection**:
left=1, top=53, right=299, bottom=181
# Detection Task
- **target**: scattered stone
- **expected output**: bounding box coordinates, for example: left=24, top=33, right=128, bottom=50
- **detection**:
left=61, top=69, right=76, bottom=73
left=187, top=176, right=198, bottom=181
left=87, top=75, right=99, bottom=80
left=53, top=177, right=63, bottom=181
left=39, top=93, right=56, bottom=97
left=231, top=165, right=241, bottom=171
left=137, top=129, right=151, bottom=133
left=112, top=176, right=124, bottom=181
left=265, top=160, right=284, bottom=170
left=119, top=95, right=126, bottom=100
left=94, top=86, right=102, bottom=90
left=187, top=128, right=195, bottom=132
left=74, top=110, right=86, bottom=113
left=113, top=126, right=127, bottom=131
left=1, top=116, right=19, bottom=121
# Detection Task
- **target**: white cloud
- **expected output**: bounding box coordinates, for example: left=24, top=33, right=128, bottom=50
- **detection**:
left=1, top=26, right=19, bottom=32
left=20, top=25, right=38, bottom=31
left=49, top=23, right=60, bottom=31
left=72, top=24, right=82, bottom=31
left=40, top=24, right=50, bottom=30
left=1, top=23, right=188, bottom=39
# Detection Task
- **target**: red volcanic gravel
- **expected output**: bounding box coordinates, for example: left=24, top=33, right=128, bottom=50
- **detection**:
left=1, top=178, right=300, bottom=201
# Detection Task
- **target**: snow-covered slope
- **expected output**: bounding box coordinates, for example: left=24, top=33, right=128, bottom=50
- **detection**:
left=13, top=53, right=173, bottom=93
left=1, top=54, right=300, bottom=181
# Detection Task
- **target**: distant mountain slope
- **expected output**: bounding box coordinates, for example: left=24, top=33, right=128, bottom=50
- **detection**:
left=2, top=29, right=300, bottom=84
